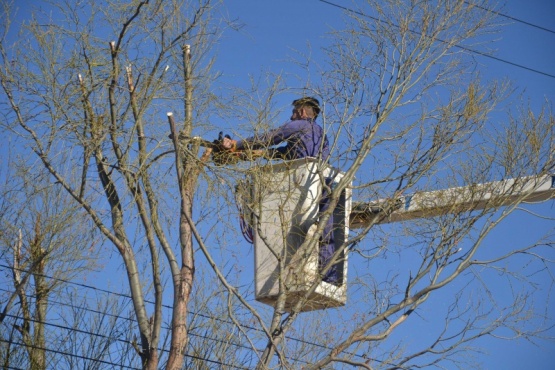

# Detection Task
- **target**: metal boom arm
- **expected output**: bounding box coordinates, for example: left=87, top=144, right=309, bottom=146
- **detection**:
left=350, top=174, right=555, bottom=229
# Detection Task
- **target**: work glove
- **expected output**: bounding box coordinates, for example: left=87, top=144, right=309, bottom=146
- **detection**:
left=222, top=137, right=238, bottom=151
left=212, top=132, right=240, bottom=165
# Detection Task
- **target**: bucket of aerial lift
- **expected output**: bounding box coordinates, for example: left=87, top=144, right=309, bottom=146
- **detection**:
left=247, top=158, right=352, bottom=312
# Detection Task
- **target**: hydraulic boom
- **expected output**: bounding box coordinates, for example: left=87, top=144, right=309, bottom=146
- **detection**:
left=350, top=174, right=555, bottom=228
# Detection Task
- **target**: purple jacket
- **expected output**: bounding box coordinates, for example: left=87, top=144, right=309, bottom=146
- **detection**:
left=236, top=119, right=330, bottom=160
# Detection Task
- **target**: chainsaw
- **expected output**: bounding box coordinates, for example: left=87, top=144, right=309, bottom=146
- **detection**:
left=176, top=132, right=269, bottom=165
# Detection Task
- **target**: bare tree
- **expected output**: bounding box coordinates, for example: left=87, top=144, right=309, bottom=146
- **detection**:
left=0, top=151, right=103, bottom=369
left=1, top=0, right=224, bottom=369
left=1, top=0, right=553, bottom=369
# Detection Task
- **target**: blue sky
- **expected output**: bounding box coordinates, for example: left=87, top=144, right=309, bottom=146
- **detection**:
left=214, top=0, right=554, bottom=108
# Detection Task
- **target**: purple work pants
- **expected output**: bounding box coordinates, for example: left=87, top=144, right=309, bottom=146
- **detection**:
left=319, top=178, right=338, bottom=284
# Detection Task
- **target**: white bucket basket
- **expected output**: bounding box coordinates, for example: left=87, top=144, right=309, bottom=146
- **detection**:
left=247, top=158, right=351, bottom=312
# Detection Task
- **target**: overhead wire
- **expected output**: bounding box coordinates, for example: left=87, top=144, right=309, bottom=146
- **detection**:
left=0, top=296, right=282, bottom=368
left=0, top=267, right=263, bottom=333
left=0, top=264, right=370, bottom=365
left=464, top=0, right=555, bottom=34
left=0, top=337, right=142, bottom=370
left=0, top=288, right=261, bottom=368
left=1, top=366, right=25, bottom=370
left=1, top=312, right=252, bottom=370
left=317, top=0, right=555, bottom=79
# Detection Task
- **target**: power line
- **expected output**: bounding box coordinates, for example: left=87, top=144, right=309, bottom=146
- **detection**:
left=1, top=313, right=252, bottom=369
left=0, top=338, right=142, bottom=370
left=1, top=289, right=261, bottom=366
left=0, top=266, right=263, bottom=334
left=0, top=287, right=339, bottom=367
left=0, top=264, right=371, bottom=365
left=317, top=0, right=555, bottom=79
left=464, top=1, right=555, bottom=35
left=0, top=305, right=269, bottom=367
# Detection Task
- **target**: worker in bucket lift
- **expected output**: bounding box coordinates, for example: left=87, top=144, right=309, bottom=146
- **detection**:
left=221, top=97, right=338, bottom=284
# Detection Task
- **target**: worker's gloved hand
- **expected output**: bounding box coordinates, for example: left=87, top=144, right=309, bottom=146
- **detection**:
left=212, top=132, right=239, bottom=165
left=222, top=137, right=237, bottom=151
